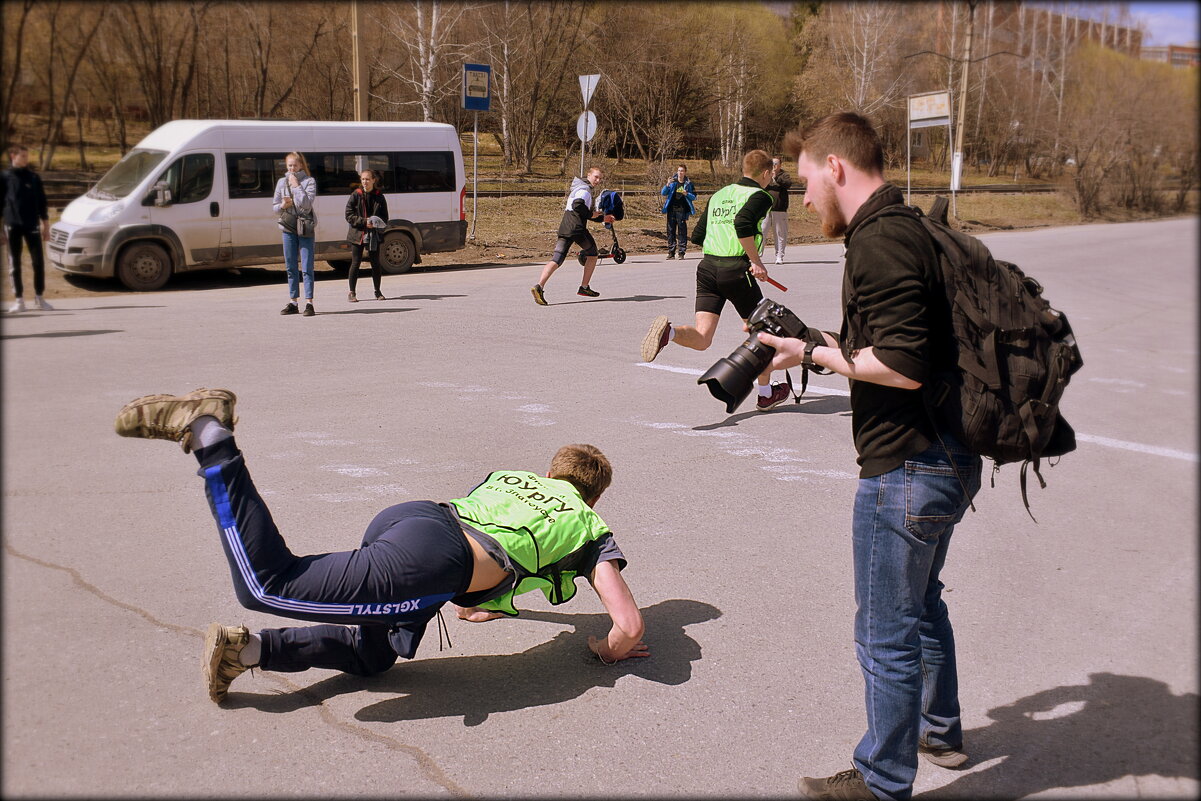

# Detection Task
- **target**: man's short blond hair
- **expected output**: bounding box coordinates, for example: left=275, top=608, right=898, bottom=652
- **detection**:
left=549, top=444, right=612, bottom=502
left=742, top=149, right=772, bottom=176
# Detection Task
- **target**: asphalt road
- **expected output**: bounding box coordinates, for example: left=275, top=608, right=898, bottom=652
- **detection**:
left=3, top=217, right=1197, bottom=799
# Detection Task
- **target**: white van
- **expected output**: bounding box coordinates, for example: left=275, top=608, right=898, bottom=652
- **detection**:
left=49, top=120, right=467, bottom=290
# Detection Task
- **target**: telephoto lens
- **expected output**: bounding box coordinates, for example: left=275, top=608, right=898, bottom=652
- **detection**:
left=697, top=297, right=812, bottom=413
left=697, top=334, right=777, bottom=413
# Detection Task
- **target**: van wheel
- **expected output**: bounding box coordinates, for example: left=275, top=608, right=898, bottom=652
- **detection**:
left=380, top=232, right=416, bottom=274
left=116, top=242, right=172, bottom=291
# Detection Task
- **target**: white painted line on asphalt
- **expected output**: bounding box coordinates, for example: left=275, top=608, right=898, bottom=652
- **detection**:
left=640, top=363, right=1198, bottom=462
left=1075, top=433, right=1198, bottom=462
left=638, top=361, right=850, bottom=396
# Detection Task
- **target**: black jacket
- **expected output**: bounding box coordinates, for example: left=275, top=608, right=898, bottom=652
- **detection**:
left=840, top=183, right=954, bottom=478
left=344, top=189, right=389, bottom=245
left=2, top=167, right=48, bottom=231
left=766, top=169, right=792, bottom=212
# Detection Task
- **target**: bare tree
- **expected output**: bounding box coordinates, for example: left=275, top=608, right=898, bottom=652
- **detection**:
left=1, top=0, right=37, bottom=146
left=33, top=2, right=109, bottom=168
left=111, top=1, right=211, bottom=128
left=376, top=0, right=476, bottom=122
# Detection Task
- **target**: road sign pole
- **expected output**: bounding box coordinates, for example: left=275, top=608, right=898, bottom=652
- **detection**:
left=471, top=111, right=479, bottom=241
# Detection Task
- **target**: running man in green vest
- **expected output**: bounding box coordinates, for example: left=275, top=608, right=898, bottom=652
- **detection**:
left=640, top=150, right=792, bottom=411
left=113, top=388, right=648, bottom=704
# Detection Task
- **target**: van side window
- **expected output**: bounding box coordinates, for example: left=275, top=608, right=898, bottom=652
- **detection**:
left=225, top=151, right=456, bottom=197
left=393, top=152, right=454, bottom=193
left=226, top=154, right=278, bottom=199
left=178, top=154, right=215, bottom=203
left=159, top=154, right=215, bottom=204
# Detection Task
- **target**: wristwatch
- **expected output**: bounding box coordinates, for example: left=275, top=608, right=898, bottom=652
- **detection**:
left=802, top=340, right=821, bottom=369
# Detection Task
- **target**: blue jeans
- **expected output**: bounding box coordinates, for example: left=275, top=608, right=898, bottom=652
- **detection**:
left=282, top=231, right=315, bottom=300
left=851, top=434, right=982, bottom=801
left=666, top=209, right=688, bottom=254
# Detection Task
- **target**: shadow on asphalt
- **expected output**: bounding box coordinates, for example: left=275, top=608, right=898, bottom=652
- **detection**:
left=223, top=599, right=721, bottom=725
left=922, top=673, right=1199, bottom=798
left=313, top=307, right=420, bottom=317
left=1, top=329, right=123, bottom=340
left=554, top=294, right=687, bottom=305
left=61, top=261, right=533, bottom=295
left=692, top=395, right=852, bottom=430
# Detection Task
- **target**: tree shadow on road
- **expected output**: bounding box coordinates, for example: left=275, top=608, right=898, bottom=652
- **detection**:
left=923, top=672, right=1198, bottom=799
left=227, top=599, right=720, bottom=726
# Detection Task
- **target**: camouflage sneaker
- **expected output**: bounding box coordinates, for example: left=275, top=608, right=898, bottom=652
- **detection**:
left=531, top=285, right=548, bottom=306
left=114, top=388, right=237, bottom=453
left=204, top=623, right=252, bottom=704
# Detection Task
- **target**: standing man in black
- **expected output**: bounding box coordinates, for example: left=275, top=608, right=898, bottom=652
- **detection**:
left=759, top=112, right=983, bottom=801
left=2, top=145, right=53, bottom=312
left=763, top=157, right=792, bottom=265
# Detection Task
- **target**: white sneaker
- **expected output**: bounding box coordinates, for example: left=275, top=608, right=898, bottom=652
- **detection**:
left=775, top=255, right=784, bottom=265
left=34, top=296, right=53, bottom=310
left=8, top=298, right=25, bottom=313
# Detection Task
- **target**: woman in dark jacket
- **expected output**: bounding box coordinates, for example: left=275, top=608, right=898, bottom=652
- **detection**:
left=344, top=169, right=389, bottom=301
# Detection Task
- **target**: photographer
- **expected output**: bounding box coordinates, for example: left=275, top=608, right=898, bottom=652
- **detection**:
left=759, top=113, right=982, bottom=801
left=640, top=149, right=792, bottom=412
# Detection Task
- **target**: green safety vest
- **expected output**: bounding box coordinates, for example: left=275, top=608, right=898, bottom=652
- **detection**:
left=702, top=182, right=772, bottom=257
left=449, top=471, right=610, bottom=616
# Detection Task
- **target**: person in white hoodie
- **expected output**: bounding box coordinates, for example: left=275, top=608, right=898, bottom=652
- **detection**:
left=531, top=166, right=614, bottom=305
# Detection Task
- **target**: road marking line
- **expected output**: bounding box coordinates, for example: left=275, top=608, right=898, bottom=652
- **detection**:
left=1075, top=433, right=1197, bottom=462
left=640, top=363, right=1198, bottom=462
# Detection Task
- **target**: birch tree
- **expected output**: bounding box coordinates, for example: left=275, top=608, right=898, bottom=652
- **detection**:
left=377, top=0, right=476, bottom=122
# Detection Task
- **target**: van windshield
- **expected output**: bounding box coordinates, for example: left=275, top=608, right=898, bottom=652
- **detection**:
left=88, top=149, right=168, bottom=201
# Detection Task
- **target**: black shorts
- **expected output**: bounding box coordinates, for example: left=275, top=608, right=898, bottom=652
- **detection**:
left=695, top=257, right=763, bottom=319
left=550, top=230, right=598, bottom=265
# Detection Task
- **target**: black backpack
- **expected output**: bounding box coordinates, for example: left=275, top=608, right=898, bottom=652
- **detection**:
left=875, top=196, right=1083, bottom=517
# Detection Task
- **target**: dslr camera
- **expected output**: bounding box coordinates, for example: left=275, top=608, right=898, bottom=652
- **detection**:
left=698, top=297, right=815, bottom=413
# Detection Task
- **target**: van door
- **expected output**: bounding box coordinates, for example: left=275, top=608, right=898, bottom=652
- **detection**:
left=225, top=153, right=286, bottom=264
left=148, top=152, right=229, bottom=268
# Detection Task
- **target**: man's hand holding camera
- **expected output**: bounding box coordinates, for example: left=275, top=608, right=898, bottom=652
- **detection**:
left=756, top=330, right=833, bottom=373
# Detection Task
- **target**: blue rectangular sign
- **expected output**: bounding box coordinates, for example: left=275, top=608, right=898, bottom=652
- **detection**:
left=463, top=63, right=491, bottom=112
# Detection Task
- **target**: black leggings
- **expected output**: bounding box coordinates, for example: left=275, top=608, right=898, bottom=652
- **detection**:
left=6, top=225, right=45, bottom=297
left=348, top=243, right=381, bottom=294
left=194, top=437, right=474, bottom=672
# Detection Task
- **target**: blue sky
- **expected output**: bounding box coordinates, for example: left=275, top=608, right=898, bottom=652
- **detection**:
left=1025, top=2, right=1198, bottom=46
left=1129, top=1, right=1200, bottom=45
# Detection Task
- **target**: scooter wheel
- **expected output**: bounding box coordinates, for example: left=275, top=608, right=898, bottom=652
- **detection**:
left=613, top=248, right=627, bottom=264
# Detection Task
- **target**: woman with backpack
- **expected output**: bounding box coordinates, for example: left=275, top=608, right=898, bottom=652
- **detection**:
left=344, top=169, right=388, bottom=302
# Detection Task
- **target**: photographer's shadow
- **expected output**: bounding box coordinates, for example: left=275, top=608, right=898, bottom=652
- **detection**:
left=227, top=599, right=719, bottom=727
left=923, top=672, right=1198, bottom=799
left=694, top=394, right=851, bottom=431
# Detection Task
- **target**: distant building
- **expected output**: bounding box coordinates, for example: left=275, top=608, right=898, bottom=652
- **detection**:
left=1141, top=43, right=1201, bottom=68
left=936, top=3, right=1144, bottom=63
